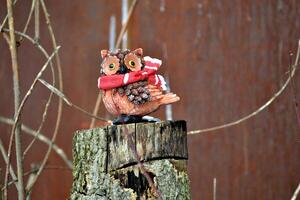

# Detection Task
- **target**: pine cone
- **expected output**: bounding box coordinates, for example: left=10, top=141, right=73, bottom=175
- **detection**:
left=141, top=93, right=149, bottom=99
left=131, top=89, right=139, bottom=96
left=117, top=88, right=125, bottom=96
left=118, top=80, right=151, bottom=105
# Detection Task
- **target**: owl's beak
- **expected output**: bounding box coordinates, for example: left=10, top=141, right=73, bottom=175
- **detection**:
left=117, top=65, right=129, bottom=74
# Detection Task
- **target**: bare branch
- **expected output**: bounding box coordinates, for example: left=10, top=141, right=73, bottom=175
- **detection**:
left=89, top=91, right=103, bottom=128
left=115, top=0, right=139, bottom=49
left=5, top=0, right=24, bottom=198
left=0, top=0, right=17, bottom=31
left=0, top=116, right=72, bottom=169
left=2, top=28, right=59, bottom=166
left=9, top=46, right=60, bottom=148
left=23, top=60, right=56, bottom=158
left=25, top=0, right=66, bottom=194
left=18, top=0, right=35, bottom=42
left=291, top=182, right=300, bottom=200
left=38, top=79, right=111, bottom=123
left=0, top=139, right=17, bottom=188
left=2, top=1, right=65, bottom=196
left=289, top=53, right=300, bottom=126
left=22, top=91, right=54, bottom=157
left=34, top=0, right=40, bottom=41
left=2, top=165, right=71, bottom=191
left=188, top=40, right=300, bottom=135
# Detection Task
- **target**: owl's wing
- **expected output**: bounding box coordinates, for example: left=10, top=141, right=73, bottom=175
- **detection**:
left=146, top=84, right=180, bottom=104
left=146, top=84, right=164, bottom=100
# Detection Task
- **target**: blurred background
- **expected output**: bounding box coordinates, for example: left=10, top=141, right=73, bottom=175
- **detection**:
left=1, top=0, right=300, bottom=199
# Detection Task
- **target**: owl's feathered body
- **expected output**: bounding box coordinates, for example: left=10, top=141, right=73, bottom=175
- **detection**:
left=102, top=85, right=179, bottom=116
left=98, top=48, right=179, bottom=124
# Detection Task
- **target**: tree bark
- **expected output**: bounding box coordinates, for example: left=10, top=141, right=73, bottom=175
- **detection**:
left=70, top=121, right=191, bottom=200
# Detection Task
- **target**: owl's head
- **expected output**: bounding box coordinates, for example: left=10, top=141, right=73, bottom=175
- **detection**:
left=100, top=48, right=144, bottom=75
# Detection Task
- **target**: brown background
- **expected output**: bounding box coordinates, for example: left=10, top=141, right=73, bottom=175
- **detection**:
left=1, top=0, right=300, bottom=199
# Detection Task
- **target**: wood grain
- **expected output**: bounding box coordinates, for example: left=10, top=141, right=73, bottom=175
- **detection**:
left=71, top=121, right=190, bottom=199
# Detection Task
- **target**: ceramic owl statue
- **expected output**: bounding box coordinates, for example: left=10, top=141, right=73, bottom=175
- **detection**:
left=98, top=48, right=180, bottom=124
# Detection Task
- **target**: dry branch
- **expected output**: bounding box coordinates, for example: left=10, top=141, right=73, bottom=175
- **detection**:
left=0, top=139, right=17, bottom=188
left=25, top=1, right=65, bottom=194
left=5, top=0, right=24, bottom=198
left=18, top=0, right=35, bottom=42
left=2, top=165, right=71, bottom=191
left=38, top=79, right=111, bottom=123
left=23, top=69, right=56, bottom=158
left=291, top=182, right=300, bottom=200
left=9, top=46, right=60, bottom=145
left=2, top=28, right=59, bottom=167
left=0, top=116, right=72, bottom=169
left=89, top=91, right=102, bottom=128
left=0, top=0, right=17, bottom=31
left=2, top=24, right=66, bottom=197
left=115, top=0, right=139, bottom=49
left=188, top=40, right=300, bottom=135
left=34, top=0, right=40, bottom=41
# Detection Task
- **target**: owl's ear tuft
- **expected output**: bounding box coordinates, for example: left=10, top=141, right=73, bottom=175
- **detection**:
left=133, top=48, right=143, bottom=56
left=100, top=50, right=109, bottom=59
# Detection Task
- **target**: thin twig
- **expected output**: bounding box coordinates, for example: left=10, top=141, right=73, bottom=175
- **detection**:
left=89, top=91, right=103, bottom=128
left=115, top=0, right=138, bottom=49
left=3, top=41, right=58, bottom=200
left=22, top=44, right=57, bottom=158
left=5, top=0, right=24, bottom=198
left=2, top=32, right=17, bottom=200
left=10, top=46, right=60, bottom=147
left=90, top=0, right=139, bottom=128
left=2, top=28, right=53, bottom=59
left=188, top=40, right=300, bottom=135
left=0, top=0, right=17, bottom=32
left=18, top=0, right=35, bottom=42
left=2, top=1, right=65, bottom=197
left=291, top=182, right=300, bottom=200
left=0, top=139, right=17, bottom=188
left=289, top=53, right=300, bottom=126
left=38, top=79, right=111, bottom=123
left=2, top=28, right=59, bottom=163
left=23, top=65, right=56, bottom=158
left=0, top=116, right=72, bottom=169
left=7, top=45, right=60, bottom=199
left=2, top=165, right=71, bottom=191
left=22, top=91, right=54, bottom=157
left=34, top=0, right=40, bottom=41
left=2, top=29, right=59, bottom=199
left=25, top=0, right=65, bottom=194
left=3, top=29, right=60, bottom=198
left=121, top=0, right=128, bottom=48
left=213, top=178, right=217, bottom=200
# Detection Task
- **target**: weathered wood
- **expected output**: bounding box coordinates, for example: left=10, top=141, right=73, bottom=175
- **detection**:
left=108, top=123, right=136, bottom=170
left=70, top=121, right=191, bottom=199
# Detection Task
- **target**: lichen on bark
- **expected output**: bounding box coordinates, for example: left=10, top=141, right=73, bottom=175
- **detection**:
left=70, top=121, right=191, bottom=199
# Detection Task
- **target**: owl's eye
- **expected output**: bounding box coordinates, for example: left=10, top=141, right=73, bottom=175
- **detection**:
left=129, top=60, right=135, bottom=67
left=108, top=63, right=115, bottom=70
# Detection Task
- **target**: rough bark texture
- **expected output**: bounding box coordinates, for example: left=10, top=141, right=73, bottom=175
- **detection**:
left=70, top=121, right=191, bottom=199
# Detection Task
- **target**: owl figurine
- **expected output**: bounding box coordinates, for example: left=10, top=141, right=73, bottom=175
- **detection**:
left=98, top=48, right=180, bottom=124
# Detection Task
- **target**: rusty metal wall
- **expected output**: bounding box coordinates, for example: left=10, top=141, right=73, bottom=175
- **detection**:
left=1, top=0, right=300, bottom=199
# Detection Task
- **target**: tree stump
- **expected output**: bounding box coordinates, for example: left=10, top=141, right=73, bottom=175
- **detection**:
left=70, top=120, right=191, bottom=200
